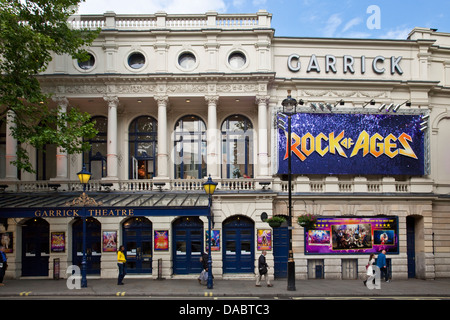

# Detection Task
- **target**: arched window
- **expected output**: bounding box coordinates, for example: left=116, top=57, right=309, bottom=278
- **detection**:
left=221, top=115, right=254, bottom=178
left=83, top=116, right=107, bottom=179
left=174, top=115, right=207, bottom=179
left=129, top=116, right=158, bottom=179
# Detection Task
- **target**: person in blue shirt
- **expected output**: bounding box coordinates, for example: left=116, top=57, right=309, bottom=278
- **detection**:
left=0, top=246, right=7, bottom=286
left=377, top=250, right=390, bottom=282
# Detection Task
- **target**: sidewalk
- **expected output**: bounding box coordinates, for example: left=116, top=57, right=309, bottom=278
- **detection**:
left=1, top=277, right=449, bottom=298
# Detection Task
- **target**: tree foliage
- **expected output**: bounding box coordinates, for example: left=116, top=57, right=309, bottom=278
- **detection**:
left=0, top=0, right=100, bottom=173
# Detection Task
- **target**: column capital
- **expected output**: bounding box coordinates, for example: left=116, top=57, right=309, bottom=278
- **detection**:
left=255, top=95, right=270, bottom=105
left=103, top=95, right=119, bottom=108
left=154, top=95, right=169, bottom=106
left=52, top=96, right=69, bottom=108
left=205, top=95, right=220, bottom=105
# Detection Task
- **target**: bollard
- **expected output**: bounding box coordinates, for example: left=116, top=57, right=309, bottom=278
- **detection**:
left=53, top=258, right=60, bottom=280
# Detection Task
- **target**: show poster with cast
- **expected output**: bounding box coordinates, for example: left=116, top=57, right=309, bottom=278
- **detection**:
left=278, top=113, right=425, bottom=175
left=305, top=216, right=399, bottom=255
left=257, top=229, right=272, bottom=251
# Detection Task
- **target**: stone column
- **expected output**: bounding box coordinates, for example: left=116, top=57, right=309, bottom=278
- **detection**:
left=256, top=95, right=270, bottom=177
left=5, top=110, right=18, bottom=180
left=52, top=96, right=69, bottom=180
left=155, top=96, right=169, bottom=179
left=206, top=95, right=219, bottom=178
left=103, top=96, right=119, bottom=180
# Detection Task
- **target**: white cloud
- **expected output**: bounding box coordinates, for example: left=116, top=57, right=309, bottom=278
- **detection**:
left=342, top=17, right=362, bottom=33
left=323, top=14, right=342, bottom=37
left=379, top=27, right=411, bottom=40
left=77, top=0, right=228, bottom=14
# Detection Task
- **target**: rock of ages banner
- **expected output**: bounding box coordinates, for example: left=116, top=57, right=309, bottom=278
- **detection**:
left=305, top=216, right=399, bottom=255
left=277, top=113, right=425, bottom=175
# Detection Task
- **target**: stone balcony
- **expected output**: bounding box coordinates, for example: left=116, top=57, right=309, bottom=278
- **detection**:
left=0, top=176, right=437, bottom=195
left=68, top=10, right=272, bottom=31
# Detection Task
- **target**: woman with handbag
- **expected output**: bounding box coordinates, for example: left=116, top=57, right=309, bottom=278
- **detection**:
left=256, top=250, right=273, bottom=287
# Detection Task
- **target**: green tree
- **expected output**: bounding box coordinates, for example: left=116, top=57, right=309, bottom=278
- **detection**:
left=0, top=0, right=100, bottom=173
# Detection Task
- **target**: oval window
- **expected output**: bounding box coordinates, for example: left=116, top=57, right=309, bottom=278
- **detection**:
left=178, top=52, right=196, bottom=70
left=228, top=52, right=246, bottom=69
left=128, top=52, right=146, bottom=69
left=78, top=53, right=96, bottom=70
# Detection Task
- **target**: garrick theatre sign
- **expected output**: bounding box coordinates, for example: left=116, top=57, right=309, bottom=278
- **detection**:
left=0, top=193, right=211, bottom=219
left=287, top=54, right=404, bottom=75
left=34, top=208, right=136, bottom=218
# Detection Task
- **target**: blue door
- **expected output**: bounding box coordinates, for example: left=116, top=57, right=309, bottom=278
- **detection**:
left=223, top=216, right=254, bottom=273
left=406, top=216, right=416, bottom=278
left=273, top=225, right=289, bottom=278
left=72, top=218, right=101, bottom=275
left=173, top=217, right=203, bottom=274
left=22, top=218, right=49, bottom=277
left=123, top=217, right=153, bottom=274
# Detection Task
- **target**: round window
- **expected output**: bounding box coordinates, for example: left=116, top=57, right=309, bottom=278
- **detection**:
left=178, top=52, right=196, bottom=70
left=128, top=52, right=146, bottom=69
left=228, top=52, right=247, bottom=69
left=77, top=53, right=95, bottom=70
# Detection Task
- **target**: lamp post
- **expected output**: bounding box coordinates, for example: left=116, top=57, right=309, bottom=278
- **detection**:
left=77, top=164, right=92, bottom=288
left=202, top=175, right=217, bottom=290
left=281, top=90, right=299, bottom=291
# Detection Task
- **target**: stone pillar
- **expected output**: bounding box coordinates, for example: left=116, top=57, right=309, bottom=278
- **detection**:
left=5, top=110, right=18, bottom=180
left=206, top=95, right=219, bottom=178
left=52, top=97, right=69, bottom=180
left=104, top=96, right=119, bottom=180
left=256, top=95, right=270, bottom=177
left=155, top=96, right=169, bottom=179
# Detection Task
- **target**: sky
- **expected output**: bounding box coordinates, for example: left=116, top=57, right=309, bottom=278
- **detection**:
left=76, top=0, right=450, bottom=39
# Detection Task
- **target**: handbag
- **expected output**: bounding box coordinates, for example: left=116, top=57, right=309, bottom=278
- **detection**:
left=259, top=265, right=268, bottom=275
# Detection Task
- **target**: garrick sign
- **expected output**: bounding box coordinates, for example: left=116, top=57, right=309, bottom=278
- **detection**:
left=287, top=54, right=403, bottom=75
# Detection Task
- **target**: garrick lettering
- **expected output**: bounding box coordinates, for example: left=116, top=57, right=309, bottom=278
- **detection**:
left=288, top=54, right=403, bottom=75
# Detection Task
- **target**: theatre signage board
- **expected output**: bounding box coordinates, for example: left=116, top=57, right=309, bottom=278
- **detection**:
left=277, top=113, right=425, bottom=175
left=305, top=216, right=399, bottom=255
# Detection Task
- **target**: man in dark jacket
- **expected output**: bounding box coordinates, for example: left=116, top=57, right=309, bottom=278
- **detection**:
left=256, top=250, right=273, bottom=287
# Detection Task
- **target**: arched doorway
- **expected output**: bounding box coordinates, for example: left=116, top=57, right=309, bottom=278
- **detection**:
left=172, top=217, right=203, bottom=274
left=223, top=215, right=254, bottom=273
left=123, top=217, right=153, bottom=274
left=72, top=217, right=101, bottom=275
left=22, top=218, right=49, bottom=277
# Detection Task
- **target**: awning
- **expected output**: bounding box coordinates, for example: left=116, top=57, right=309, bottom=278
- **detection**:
left=0, top=192, right=211, bottom=219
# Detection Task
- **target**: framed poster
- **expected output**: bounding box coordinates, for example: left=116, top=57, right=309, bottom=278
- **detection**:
left=154, top=230, right=169, bottom=251
left=51, top=232, right=65, bottom=252
left=0, top=232, right=13, bottom=253
left=305, top=216, right=399, bottom=255
left=102, top=231, right=117, bottom=252
left=205, top=230, right=220, bottom=251
left=257, top=229, right=272, bottom=251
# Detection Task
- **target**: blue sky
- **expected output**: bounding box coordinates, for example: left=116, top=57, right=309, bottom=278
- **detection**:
left=77, top=0, right=450, bottom=39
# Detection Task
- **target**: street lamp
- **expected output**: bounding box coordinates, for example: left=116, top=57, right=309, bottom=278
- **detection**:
left=202, top=174, right=217, bottom=290
left=77, top=164, right=92, bottom=288
left=281, top=90, right=297, bottom=291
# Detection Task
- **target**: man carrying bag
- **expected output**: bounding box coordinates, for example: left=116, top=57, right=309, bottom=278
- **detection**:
left=256, top=250, right=273, bottom=287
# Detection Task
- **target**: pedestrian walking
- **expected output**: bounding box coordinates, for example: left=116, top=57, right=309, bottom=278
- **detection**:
left=363, top=253, right=376, bottom=286
left=0, top=246, right=7, bottom=286
left=377, top=249, right=390, bottom=282
left=256, top=250, right=273, bottom=287
left=198, top=251, right=208, bottom=285
left=117, top=245, right=126, bottom=285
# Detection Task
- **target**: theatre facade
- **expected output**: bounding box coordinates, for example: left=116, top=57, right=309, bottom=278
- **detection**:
left=0, top=11, right=449, bottom=281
